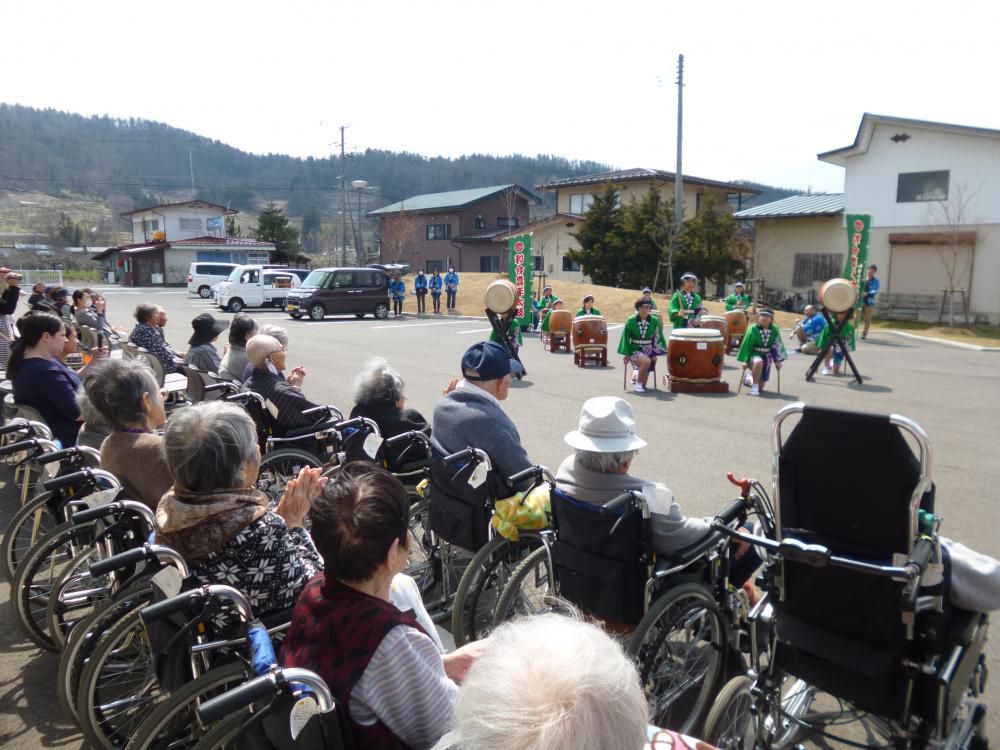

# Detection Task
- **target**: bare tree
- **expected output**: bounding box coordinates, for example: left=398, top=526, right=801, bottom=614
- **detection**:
left=927, top=183, right=978, bottom=327
left=380, top=207, right=425, bottom=264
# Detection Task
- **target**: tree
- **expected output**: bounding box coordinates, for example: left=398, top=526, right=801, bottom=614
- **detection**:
left=225, top=215, right=242, bottom=238
left=568, top=187, right=627, bottom=286
left=675, top=196, right=748, bottom=296
left=251, top=202, right=301, bottom=264
left=620, top=188, right=677, bottom=290
left=300, top=206, right=322, bottom=253
left=927, top=183, right=977, bottom=326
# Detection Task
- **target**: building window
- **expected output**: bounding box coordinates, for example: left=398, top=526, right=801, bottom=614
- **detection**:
left=474, top=215, right=486, bottom=229
left=426, top=223, right=452, bottom=240
left=497, top=217, right=520, bottom=228
left=562, top=256, right=582, bottom=272
left=480, top=255, right=500, bottom=273
left=141, top=219, right=160, bottom=233
left=568, top=193, right=594, bottom=214
left=532, top=255, right=543, bottom=272
left=726, top=193, right=744, bottom=211
left=426, top=259, right=444, bottom=273
left=696, top=193, right=703, bottom=212
left=792, top=253, right=844, bottom=287
left=247, top=252, right=269, bottom=264
left=897, top=170, right=949, bottom=203
left=179, top=217, right=203, bottom=232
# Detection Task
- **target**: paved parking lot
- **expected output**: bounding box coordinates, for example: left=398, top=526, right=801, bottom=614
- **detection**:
left=1, top=286, right=998, bottom=747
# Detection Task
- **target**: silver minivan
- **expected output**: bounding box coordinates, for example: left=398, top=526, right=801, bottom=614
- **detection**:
left=187, top=262, right=238, bottom=298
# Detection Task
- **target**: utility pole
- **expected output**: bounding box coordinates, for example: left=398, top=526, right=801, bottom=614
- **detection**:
left=188, top=148, right=196, bottom=198
left=669, top=53, right=684, bottom=293
left=340, top=125, right=349, bottom=265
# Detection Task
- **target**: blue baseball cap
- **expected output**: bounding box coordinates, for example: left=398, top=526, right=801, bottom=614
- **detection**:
left=461, top=341, right=514, bottom=382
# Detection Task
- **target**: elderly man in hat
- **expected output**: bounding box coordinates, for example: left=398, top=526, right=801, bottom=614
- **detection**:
left=556, top=397, right=712, bottom=554
left=431, top=341, right=531, bottom=490
left=184, top=312, right=229, bottom=373
left=736, top=309, right=787, bottom=396
left=667, top=273, right=703, bottom=328
left=724, top=282, right=752, bottom=311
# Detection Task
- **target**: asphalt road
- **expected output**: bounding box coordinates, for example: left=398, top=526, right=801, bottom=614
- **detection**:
left=1, top=287, right=998, bottom=747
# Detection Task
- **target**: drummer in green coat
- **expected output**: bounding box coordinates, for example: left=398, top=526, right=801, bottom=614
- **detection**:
left=538, top=285, right=559, bottom=312
left=817, top=309, right=855, bottom=376
left=668, top=273, right=703, bottom=328
left=736, top=309, right=787, bottom=396
left=539, top=298, right=565, bottom=333
left=576, top=295, right=602, bottom=317
left=724, top=282, right=752, bottom=311
left=617, top=298, right=667, bottom=394
left=640, top=287, right=658, bottom=309
left=490, top=307, right=524, bottom=347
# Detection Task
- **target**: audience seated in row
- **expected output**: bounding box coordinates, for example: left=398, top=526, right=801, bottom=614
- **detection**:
left=183, top=313, right=228, bottom=373
left=350, top=357, right=431, bottom=461
left=129, top=303, right=182, bottom=374
left=219, top=313, right=257, bottom=382
left=245, top=333, right=321, bottom=434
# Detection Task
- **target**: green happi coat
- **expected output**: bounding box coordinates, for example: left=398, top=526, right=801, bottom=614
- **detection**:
left=736, top=324, right=787, bottom=364
left=538, top=294, right=559, bottom=311
left=540, top=308, right=568, bottom=333
left=668, top=290, right=702, bottom=328
left=490, top=318, right=523, bottom=347
left=617, top=313, right=667, bottom=356
left=575, top=307, right=602, bottom=317
left=816, top=320, right=856, bottom=352
left=724, top=293, right=752, bottom=311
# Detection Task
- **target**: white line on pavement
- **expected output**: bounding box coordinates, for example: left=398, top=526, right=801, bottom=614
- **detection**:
left=372, top=320, right=476, bottom=330
left=457, top=328, right=492, bottom=334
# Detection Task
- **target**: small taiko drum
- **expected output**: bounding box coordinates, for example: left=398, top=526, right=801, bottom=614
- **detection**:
left=546, top=309, right=573, bottom=334
left=485, top=279, right=518, bottom=314
left=699, top=315, right=728, bottom=341
left=820, top=277, right=858, bottom=314
left=667, top=328, right=725, bottom=383
left=724, top=309, right=748, bottom=337
left=572, top=315, right=608, bottom=350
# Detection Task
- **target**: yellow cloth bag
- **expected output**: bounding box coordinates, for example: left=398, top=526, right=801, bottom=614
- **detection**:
left=490, top=485, right=551, bottom=541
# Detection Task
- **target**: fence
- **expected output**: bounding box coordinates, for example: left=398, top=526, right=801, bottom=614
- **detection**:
left=14, top=269, right=64, bottom=285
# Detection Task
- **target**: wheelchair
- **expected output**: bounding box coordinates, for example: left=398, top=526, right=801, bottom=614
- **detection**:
left=491, top=473, right=778, bottom=734
left=703, top=403, right=989, bottom=750
left=413, top=447, right=556, bottom=647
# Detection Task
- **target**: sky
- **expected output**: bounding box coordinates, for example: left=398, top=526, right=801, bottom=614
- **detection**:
left=3, top=0, right=998, bottom=194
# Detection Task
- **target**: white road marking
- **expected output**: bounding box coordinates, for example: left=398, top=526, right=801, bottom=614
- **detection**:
left=372, top=320, right=476, bottom=330
left=457, top=328, right=492, bottom=334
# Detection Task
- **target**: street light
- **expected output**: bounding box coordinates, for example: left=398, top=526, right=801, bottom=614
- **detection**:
left=351, top=179, right=368, bottom=263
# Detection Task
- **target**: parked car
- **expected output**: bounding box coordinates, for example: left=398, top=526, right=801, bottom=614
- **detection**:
left=285, top=267, right=390, bottom=321
left=187, top=262, right=239, bottom=298
left=216, top=265, right=297, bottom=312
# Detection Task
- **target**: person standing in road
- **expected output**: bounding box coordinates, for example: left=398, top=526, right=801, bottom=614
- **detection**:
left=444, top=266, right=459, bottom=310
left=861, top=265, right=880, bottom=339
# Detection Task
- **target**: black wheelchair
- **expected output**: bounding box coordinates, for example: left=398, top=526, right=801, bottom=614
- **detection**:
left=703, top=403, right=989, bottom=750
left=491, top=473, right=777, bottom=734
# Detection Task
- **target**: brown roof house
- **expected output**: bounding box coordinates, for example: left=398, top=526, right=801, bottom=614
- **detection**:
left=93, top=200, right=274, bottom=286
left=368, top=185, right=539, bottom=273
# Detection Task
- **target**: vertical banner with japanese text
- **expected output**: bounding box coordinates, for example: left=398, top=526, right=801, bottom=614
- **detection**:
left=508, top=233, right=533, bottom=328
left=843, top=214, right=871, bottom=311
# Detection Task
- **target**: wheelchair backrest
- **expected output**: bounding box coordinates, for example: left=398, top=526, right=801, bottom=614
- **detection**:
left=427, top=455, right=496, bottom=552
left=550, top=489, right=646, bottom=625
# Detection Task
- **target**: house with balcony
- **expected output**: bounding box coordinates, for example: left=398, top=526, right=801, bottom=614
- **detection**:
left=528, top=168, right=759, bottom=282
left=735, top=114, right=1000, bottom=322
left=368, top=185, right=539, bottom=273
left=93, top=200, right=274, bottom=286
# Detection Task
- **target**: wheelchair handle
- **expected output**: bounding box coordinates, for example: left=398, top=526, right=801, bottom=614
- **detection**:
left=203, top=382, right=239, bottom=396
left=333, top=416, right=380, bottom=436
left=43, top=468, right=121, bottom=493
left=507, top=465, right=555, bottom=487
left=385, top=430, right=430, bottom=448
left=0, top=418, right=33, bottom=437
left=141, top=584, right=254, bottom=626
left=224, top=391, right=265, bottom=407
left=600, top=491, right=637, bottom=516
left=36, top=445, right=102, bottom=467
left=302, top=404, right=345, bottom=422
left=0, top=438, right=40, bottom=457
left=196, top=667, right=334, bottom=725
left=726, top=472, right=751, bottom=498
left=72, top=499, right=156, bottom=529
left=442, top=447, right=492, bottom=470
left=715, top=498, right=747, bottom=527
left=89, top=543, right=190, bottom=578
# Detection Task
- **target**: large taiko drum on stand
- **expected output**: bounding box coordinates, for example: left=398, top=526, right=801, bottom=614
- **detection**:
left=485, top=279, right=518, bottom=314
left=546, top=309, right=573, bottom=353
left=667, top=328, right=728, bottom=393
left=572, top=315, right=608, bottom=367
left=820, top=278, right=858, bottom=314
left=699, top=315, right=728, bottom=342
left=724, top=309, right=749, bottom=353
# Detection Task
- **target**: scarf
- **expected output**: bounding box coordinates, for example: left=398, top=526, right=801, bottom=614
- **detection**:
left=155, top=487, right=270, bottom=564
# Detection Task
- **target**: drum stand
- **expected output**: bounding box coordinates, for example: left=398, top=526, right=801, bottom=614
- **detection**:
left=805, top=309, right=862, bottom=384
left=486, top=309, right=527, bottom=378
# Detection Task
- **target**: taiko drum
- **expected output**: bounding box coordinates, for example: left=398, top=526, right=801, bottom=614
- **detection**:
left=667, top=328, right=726, bottom=382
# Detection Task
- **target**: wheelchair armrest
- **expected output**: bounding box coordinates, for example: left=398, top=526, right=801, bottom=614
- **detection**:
left=902, top=537, right=936, bottom=610
left=659, top=529, right=729, bottom=570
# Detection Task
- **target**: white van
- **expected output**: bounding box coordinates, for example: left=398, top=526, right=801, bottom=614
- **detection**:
left=187, top=262, right=239, bottom=298
left=216, top=265, right=299, bottom=312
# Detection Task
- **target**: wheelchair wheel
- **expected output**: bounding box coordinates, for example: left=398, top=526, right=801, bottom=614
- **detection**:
left=58, top=579, right=154, bottom=724
left=10, top=520, right=97, bottom=651
left=1, top=490, right=59, bottom=580
left=627, top=583, right=727, bottom=735
left=77, top=605, right=159, bottom=749
left=256, top=448, right=322, bottom=501
left=703, top=675, right=754, bottom=750
left=492, top=545, right=565, bottom=624
left=47, top=543, right=115, bottom=650
left=125, top=661, right=250, bottom=750
left=189, top=712, right=248, bottom=749
left=451, top=533, right=543, bottom=647
left=405, top=499, right=436, bottom=596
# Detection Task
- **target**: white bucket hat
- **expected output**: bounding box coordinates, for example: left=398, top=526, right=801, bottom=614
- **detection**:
left=564, top=397, right=647, bottom=453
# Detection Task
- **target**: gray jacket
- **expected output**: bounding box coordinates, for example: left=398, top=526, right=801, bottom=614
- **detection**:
left=219, top=345, right=250, bottom=383
left=555, top=454, right=711, bottom=556
left=430, top=385, right=531, bottom=489
left=185, top=343, right=222, bottom=374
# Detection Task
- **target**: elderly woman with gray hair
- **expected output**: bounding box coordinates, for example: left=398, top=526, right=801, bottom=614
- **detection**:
left=350, top=357, right=430, bottom=445
left=83, top=358, right=171, bottom=509
left=154, top=401, right=325, bottom=615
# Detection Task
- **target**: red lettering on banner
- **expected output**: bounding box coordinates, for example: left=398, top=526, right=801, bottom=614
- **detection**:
left=515, top=254, right=525, bottom=265
left=854, top=220, right=864, bottom=232
left=514, top=241, right=525, bottom=252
